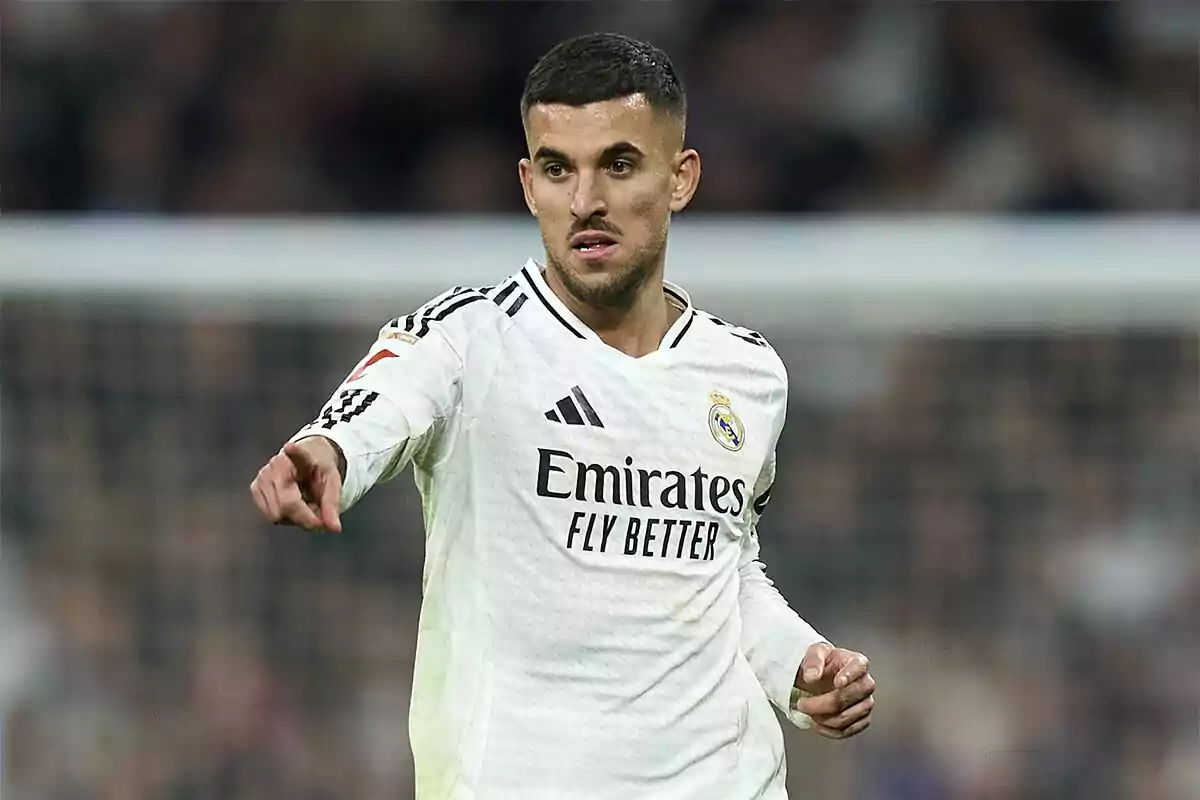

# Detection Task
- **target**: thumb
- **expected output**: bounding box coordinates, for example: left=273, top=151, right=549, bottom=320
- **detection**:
left=800, top=642, right=833, bottom=686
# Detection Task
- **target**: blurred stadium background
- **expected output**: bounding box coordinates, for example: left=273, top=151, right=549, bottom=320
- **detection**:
left=2, top=2, right=1198, bottom=799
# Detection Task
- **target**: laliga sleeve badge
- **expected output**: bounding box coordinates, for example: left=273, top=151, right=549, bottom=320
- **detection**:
left=707, top=391, right=745, bottom=452
left=382, top=330, right=419, bottom=345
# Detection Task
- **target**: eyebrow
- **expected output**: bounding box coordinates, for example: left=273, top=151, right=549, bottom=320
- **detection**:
left=532, top=141, right=646, bottom=164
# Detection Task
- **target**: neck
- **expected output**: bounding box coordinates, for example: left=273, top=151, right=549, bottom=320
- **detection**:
left=543, top=265, right=682, bottom=358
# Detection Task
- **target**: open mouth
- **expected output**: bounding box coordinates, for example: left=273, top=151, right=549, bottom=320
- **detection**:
left=570, top=231, right=618, bottom=260
left=570, top=232, right=617, bottom=251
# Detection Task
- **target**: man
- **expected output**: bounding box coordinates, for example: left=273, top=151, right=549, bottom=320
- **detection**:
left=251, top=32, right=875, bottom=799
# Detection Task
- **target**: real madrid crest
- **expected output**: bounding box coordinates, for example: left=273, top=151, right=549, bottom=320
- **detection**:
left=707, top=391, right=745, bottom=451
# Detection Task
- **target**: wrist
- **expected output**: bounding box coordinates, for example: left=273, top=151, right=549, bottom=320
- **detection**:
left=295, top=435, right=347, bottom=482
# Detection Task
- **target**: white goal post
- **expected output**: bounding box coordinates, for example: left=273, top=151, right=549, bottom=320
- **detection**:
left=1, top=217, right=1198, bottom=332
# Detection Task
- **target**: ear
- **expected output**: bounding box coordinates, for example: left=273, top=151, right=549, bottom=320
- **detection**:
left=669, top=149, right=701, bottom=213
left=518, top=158, right=537, bottom=217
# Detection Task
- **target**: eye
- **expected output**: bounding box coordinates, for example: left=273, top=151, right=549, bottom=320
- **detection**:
left=544, top=162, right=567, bottom=179
left=609, top=159, right=634, bottom=176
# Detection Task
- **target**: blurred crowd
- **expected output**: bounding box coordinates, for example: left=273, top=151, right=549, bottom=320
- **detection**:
left=3, top=1, right=1200, bottom=799
left=3, top=0, right=1197, bottom=214
left=2, top=305, right=1197, bottom=799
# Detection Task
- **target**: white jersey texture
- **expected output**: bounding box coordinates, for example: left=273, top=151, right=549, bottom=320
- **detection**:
left=292, top=261, right=827, bottom=800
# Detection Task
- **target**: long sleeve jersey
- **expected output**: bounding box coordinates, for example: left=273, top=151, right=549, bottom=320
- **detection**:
left=291, top=261, right=826, bottom=800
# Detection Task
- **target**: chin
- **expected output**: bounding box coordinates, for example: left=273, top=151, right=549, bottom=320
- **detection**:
left=557, top=257, right=616, bottom=286
left=560, top=260, right=607, bottom=286
left=559, top=261, right=646, bottom=308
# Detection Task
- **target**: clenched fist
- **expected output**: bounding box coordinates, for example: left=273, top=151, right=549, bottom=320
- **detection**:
left=250, top=437, right=344, bottom=533
left=793, top=642, right=876, bottom=740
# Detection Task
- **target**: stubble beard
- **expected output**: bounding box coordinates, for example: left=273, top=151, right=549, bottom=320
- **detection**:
left=544, top=228, right=667, bottom=312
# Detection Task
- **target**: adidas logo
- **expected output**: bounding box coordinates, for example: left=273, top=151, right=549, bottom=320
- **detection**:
left=545, top=386, right=604, bottom=428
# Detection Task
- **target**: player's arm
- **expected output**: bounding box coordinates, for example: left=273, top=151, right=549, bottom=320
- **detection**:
left=737, top=447, right=828, bottom=730
left=737, top=380, right=876, bottom=738
left=251, top=289, right=472, bottom=531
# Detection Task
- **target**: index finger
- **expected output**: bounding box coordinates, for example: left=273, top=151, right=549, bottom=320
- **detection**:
left=284, top=496, right=326, bottom=531
left=834, top=653, right=870, bottom=689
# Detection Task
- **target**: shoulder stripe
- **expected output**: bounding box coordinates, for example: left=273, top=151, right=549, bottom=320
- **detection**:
left=396, top=286, right=470, bottom=332
left=413, top=293, right=485, bottom=338
left=492, top=281, right=519, bottom=306
left=506, top=293, right=527, bottom=318
left=521, top=265, right=587, bottom=339
left=732, top=332, right=766, bottom=347
left=703, top=312, right=768, bottom=348
left=491, top=281, right=527, bottom=318
left=704, top=311, right=764, bottom=335
left=384, top=284, right=500, bottom=336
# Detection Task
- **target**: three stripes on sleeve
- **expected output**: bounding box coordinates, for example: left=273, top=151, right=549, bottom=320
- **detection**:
left=387, top=281, right=528, bottom=340
left=312, top=283, right=527, bottom=431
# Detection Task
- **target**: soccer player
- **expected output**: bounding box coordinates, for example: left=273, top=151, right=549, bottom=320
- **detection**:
left=251, top=32, right=876, bottom=799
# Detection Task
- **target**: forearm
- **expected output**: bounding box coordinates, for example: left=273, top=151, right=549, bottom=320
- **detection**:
left=284, top=299, right=466, bottom=515
left=738, top=541, right=827, bottom=728
left=289, top=392, right=414, bottom=512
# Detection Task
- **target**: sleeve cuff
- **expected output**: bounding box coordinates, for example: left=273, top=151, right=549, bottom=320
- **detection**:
left=776, top=635, right=822, bottom=730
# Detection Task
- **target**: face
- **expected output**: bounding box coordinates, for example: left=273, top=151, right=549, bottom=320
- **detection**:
left=519, top=94, right=700, bottom=310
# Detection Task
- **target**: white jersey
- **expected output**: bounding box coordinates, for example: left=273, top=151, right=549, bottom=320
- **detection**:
left=292, top=260, right=826, bottom=800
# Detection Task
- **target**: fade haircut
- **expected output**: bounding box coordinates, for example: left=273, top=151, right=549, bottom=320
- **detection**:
left=521, top=33, right=686, bottom=129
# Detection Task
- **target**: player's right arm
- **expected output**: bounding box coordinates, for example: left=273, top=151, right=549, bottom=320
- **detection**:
left=250, top=287, right=480, bottom=532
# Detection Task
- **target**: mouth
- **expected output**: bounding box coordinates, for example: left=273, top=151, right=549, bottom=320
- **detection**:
left=570, top=231, right=618, bottom=261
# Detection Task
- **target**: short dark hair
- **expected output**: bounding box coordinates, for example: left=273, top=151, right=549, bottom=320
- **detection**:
left=521, top=32, right=686, bottom=123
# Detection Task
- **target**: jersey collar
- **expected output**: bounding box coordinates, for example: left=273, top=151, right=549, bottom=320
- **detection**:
left=519, top=259, right=697, bottom=353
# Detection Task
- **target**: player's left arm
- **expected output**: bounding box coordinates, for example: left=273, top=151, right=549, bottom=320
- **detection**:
left=737, top=381, right=875, bottom=739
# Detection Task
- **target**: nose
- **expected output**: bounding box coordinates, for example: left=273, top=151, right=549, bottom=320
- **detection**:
left=570, top=171, right=607, bottom=221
